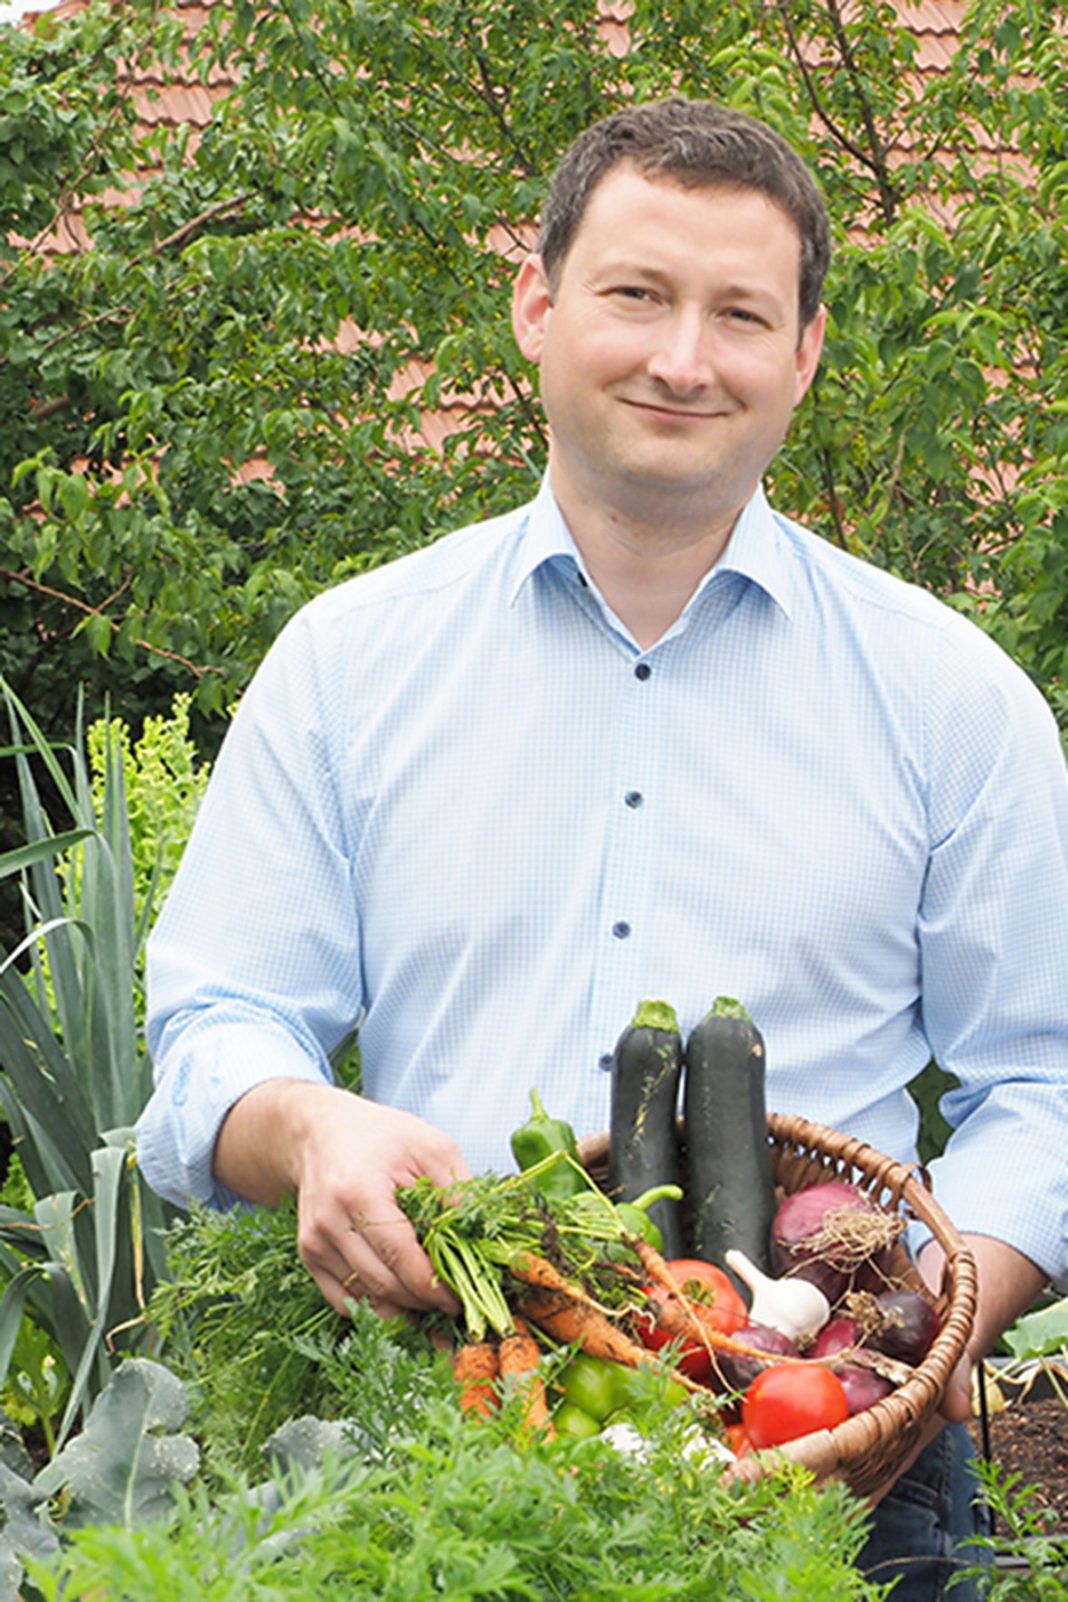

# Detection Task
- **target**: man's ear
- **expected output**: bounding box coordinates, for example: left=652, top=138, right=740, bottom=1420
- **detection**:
left=511, top=254, right=553, bottom=363
left=793, top=302, right=827, bottom=406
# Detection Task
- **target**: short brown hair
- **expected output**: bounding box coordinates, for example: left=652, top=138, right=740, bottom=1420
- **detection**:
left=537, top=96, right=831, bottom=328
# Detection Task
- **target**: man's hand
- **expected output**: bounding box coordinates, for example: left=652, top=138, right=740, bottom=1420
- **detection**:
left=213, top=1079, right=471, bottom=1319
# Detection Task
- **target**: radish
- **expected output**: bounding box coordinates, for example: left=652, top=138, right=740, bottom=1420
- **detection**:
left=835, top=1361, right=894, bottom=1415
left=807, top=1313, right=895, bottom=1415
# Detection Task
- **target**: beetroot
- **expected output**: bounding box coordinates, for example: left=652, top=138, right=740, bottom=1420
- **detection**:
left=807, top=1314, right=894, bottom=1414
left=808, top=1315, right=861, bottom=1359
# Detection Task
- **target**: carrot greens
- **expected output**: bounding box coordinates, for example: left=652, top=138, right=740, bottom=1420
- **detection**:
left=397, top=1168, right=643, bottom=1341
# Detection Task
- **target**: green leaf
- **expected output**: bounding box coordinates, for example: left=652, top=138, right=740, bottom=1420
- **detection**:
left=54, top=1141, right=129, bottom=1449
left=0, top=1266, right=40, bottom=1391
left=0, top=1459, right=60, bottom=1595
left=0, top=830, right=95, bottom=883
left=34, top=1358, right=199, bottom=1529
left=1003, top=1297, right=1068, bottom=1361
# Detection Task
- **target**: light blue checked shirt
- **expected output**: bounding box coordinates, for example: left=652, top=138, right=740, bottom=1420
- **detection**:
left=138, top=478, right=1068, bottom=1286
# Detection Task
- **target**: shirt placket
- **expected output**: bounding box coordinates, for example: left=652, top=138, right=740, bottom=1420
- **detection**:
left=584, top=650, right=668, bottom=1085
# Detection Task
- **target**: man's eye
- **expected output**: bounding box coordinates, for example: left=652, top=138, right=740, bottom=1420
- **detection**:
left=612, top=286, right=655, bottom=302
left=726, top=307, right=763, bottom=325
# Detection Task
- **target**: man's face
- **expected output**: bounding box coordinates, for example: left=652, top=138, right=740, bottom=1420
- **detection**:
left=512, top=165, right=825, bottom=529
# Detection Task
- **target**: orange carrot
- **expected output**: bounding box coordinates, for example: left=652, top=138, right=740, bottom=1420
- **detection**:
left=498, top=1316, right=555, bottom=1439
left=452, top=1340, right=500, bottom=1418
left=513, top=1284, right=709, bottom=1397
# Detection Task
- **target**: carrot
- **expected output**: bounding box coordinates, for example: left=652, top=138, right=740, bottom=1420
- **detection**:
left=515, top=1284, right=670, bottom=1368
left=514, top=1285, right=718, bottom=1404
left=452, top=1339, right=500, bottom=1418
left=498, top=1316, right=555, bottom=1439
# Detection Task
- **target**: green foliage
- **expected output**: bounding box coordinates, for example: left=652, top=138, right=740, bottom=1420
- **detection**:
left=0, top=0, right=1065, bottom=741
left=11, top=1317, right=887, bottom=1600
left=0, top=678, right=178, bottom=1446
left=76, top=693, right=210, bottom=942
left=1002, top=1297, right=1068, bottom=1363
left=952, top=1458, right=1068, bottom=1597
left=33, top=1357, right=199, bottom=1529
left=144, top=1199, right=344, bottom=1480
left=907, top=1060, right=958, bottom=1164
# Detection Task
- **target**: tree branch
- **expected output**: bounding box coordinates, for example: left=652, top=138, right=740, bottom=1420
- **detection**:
left=774, top=0, right=900, bottom=225
left=0, top=565, right=222, bottom=679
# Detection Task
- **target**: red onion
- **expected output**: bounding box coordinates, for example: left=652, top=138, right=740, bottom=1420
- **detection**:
left=834, top=1359, right=894, bottom=1415
left=868, top=1289, right=940, bottom=1366
left=711, top=1323, right=798, bottom=1393
left=808, top=1315, right=894, bottom=1414
left=771, top=1181, right=903, bottom=1303
left=807, top=1315, right=861, bottom=1359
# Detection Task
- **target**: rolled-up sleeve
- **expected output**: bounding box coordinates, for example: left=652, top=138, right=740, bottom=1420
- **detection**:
left=914, top=622, right=1068, bottom=1288
left=136, top=601, right=362, bottom=1208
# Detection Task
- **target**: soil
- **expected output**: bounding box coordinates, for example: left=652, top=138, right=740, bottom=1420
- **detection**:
left=968, top=1397, right=1068, bottom=1535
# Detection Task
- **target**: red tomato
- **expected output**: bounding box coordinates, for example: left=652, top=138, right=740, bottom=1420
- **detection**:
left=742, top=1362, right=849, bottom=1448
left=636, top=1258, right=748, bottom=1381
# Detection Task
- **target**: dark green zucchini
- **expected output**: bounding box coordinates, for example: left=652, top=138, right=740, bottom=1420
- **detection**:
left=607, top=999, right=685, bottom=1258
left=683, top=997, right=775, bottom=1290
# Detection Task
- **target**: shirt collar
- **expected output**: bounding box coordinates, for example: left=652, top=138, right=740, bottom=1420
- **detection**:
left=510, top=474, right=800, bottom=621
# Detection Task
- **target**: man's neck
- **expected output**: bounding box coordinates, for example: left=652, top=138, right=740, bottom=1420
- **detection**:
left=552, top=478, right=742, bottom=649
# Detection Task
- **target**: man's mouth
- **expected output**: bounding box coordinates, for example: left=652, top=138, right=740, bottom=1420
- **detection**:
left=618, top=396, right=732, bottom=422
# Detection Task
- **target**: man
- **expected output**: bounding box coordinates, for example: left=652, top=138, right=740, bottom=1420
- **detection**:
left=137, top=98, right=1068, bottom=1597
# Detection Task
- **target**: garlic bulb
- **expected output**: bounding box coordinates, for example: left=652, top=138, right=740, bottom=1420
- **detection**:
left=725, top=1247, right=830, bottom=1343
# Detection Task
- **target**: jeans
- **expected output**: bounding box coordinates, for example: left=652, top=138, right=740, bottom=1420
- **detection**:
left=858, top=1422, right=992, bottom=1600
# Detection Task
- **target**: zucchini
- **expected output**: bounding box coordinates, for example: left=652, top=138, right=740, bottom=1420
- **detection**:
left=607, top=999, right=685, bottom=1258
left=683, top=997, right=776, bottom=1289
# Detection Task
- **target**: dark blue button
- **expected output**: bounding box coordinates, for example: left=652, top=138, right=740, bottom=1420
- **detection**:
left=612, top=921, right=631, bottom=939
left=624, top=790, right=643, bottom=809
left=599, top=1052, right=613, bottom=1071
left=634, top=662, right=651, bottom=681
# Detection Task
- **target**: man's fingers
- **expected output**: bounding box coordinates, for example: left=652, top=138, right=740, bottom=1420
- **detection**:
left=298, top=1194, right=461, bottom=1318
left=350, top=1197, right=462, bottom=1316
left=312, top=1259, right=406, bottom=1322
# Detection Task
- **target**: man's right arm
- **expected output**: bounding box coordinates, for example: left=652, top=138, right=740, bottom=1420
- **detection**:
left=213, top=1079, right=469, bottom=1319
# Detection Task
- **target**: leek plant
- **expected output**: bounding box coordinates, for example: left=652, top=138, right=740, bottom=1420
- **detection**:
left=0, top=678, right=178, bottom=1449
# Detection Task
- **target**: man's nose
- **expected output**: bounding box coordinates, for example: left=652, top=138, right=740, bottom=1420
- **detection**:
left=646, top=309, right=714, bottom=393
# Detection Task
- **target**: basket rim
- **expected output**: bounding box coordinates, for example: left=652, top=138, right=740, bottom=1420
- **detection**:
left=577, top=1109, right=978, bottom=1496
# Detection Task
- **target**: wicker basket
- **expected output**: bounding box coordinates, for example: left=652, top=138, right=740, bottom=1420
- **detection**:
left=577, top=1109, right=977, bottom=1499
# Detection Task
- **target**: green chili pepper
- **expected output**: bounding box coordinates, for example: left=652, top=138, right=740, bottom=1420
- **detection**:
left=615, top=1201, right=664, bottom=1251
left=510, top=1088, right=591, bottom=1201
left=612, top=1184, right=683, bottom=1251
left=553, top=1400, right=602, bottom=1440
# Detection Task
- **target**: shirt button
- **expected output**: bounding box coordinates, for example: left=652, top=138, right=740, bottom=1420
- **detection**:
left=599, top=1052, right=613, bottom=1071
left=634, top=662, right=651, bottom=681
left=624, top=790, right=643, bottom=809
left=612, top=920, right=631, bottom=939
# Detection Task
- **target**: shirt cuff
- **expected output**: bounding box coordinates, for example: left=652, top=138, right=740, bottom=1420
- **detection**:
left=135, top=1018, right=332, bottom=1210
